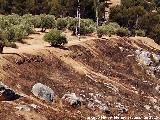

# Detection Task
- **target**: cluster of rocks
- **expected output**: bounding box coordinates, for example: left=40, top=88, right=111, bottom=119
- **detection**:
left=135, top=49, right=160, bottom=76
left=62, top=93, right=83, bottom=108
left=15, top=104, right=39, bottom=111
left=32, top=83, right=83, bottom=108
left=115, top=102, right=128, bottom=114
left=87, top=93, right=110, bottom=114
left=16, top=55, right=43, bottom=65
left=31, top=83, right=110, bottom=113
left=31, top=83, right=130, bottom=115
left=144, top=97, right=160, bottom=112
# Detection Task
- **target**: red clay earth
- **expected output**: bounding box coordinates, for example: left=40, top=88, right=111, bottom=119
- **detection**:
left=0, top=37, right=159, bottom=120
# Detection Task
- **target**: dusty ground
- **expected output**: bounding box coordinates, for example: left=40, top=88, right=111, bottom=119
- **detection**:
left=109, top=0, right=121, bottom=7
left=0, top=30, right=159, bottom=120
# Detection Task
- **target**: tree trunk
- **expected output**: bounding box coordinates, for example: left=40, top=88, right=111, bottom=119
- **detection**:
left=0, top=45, right=4, bottom=54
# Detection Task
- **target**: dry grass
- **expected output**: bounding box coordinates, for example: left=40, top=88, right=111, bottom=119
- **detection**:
left=0, top=29, right=159, bottom=119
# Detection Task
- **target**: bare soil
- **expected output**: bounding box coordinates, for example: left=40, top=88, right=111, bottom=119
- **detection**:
left=0, top=30, right=159, bottom=120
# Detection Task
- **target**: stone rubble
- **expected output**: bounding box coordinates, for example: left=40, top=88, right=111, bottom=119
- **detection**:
left=62, top=93, right=83, bottom=108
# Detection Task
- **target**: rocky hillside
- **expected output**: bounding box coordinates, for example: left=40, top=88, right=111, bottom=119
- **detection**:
left=0, top=36, right=159, bottom=120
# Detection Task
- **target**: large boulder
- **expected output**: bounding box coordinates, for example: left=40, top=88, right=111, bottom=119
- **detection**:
left=0, top=82, right=21, bottom=101
left=32, top=83, right=54, bottom=102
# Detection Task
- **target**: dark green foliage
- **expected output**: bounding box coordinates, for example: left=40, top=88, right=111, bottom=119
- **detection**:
left=0, top=29, right=5, bottom=54
left=97, top=22, right=120, bottom=37
left=39, top=14, right=56, bottom=32
left=67, top=18, right=95, bottom=35
left=44, top=29, right=67, bottom=47
left=110, top=5, right=146, bottom=29
left=116, top=27, right=130, bottom=37
left=135, top=29, right=145, bottom=36
left=56, top=18, right=68, bottom=30
left=110, top=0, right=160, bottom=43
left=80, top=19, right=95, bottom=35
left=0, top=14, right=35, bottom=51
left=4, top=40, right=17, bottom=48
left=67, top=17, right=77, bottom=31
left=0, top=0, right=106, bottom=20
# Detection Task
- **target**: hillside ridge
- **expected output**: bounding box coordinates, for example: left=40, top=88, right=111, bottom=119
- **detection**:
left=0, top=32, right=159, bottom=119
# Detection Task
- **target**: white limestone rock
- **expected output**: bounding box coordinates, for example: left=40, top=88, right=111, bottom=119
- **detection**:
left=32, top=83, right=54, bottom=102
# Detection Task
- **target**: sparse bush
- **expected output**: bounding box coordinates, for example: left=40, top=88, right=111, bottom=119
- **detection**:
left=97, top=26, right=105, bottom=38
left=56, top=18, right=68, bottom=30
left=44, top=29, right=67, bottom=47
left=0, top=29, right=6, bottom=40
left=32, top=15, right=41, bottom=28
left=79, top=19, right=95, bottom=35
left=21, top=20, right=35, bottom=35
left=67, top=17, right=77, bottom=34
left=5, top=24, right=28, bottom=42
left=97, top=22, right=120, bottom=37
left=116, top=27, right=131, bottom=37
left=5, top=14, right=22, bottom=25
left=67, top=18, right=96, bottom=35
left=68, top=18, right=95, bottom=35
left=40, top=14, right=56, bottom=32
left=80, top=25, right=95, bottom=35
left=4, top=40, right=17, bottom=48
left=0, top=30, right=6, bottom=53
left=135, top=29, right=145, bottom=36
left=0, top=17, right=12, bottom=30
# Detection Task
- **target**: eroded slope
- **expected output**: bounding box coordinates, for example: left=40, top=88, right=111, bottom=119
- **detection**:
left=0, top=37, right=159, bottom=120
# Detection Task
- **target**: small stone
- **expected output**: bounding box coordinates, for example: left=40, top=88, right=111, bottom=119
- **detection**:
left=155, top=85, right=160, bottom=94
left=62, top=93, right=83, bottom=108
left=15, top=105, right=31, bottom=111
left=151, top=53, right=160, bottom=63
left=154, top=105, right=160, bottom=111
left=99, top=104, right=110, bottom=114
left=150, top=97, right=157, bottom=104
left=116, top=103, right=128, bottom=113
left=15, top=104, right=39, bottom=111
left=144, top=105, right=150, bottom=110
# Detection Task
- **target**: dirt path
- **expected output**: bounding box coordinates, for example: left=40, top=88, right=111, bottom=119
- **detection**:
left=109, top=0, right=121, bottom=7
left=3, top=30, right=97, bottom=55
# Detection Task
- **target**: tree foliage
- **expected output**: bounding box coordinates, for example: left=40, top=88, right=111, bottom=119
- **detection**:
left=110, top=0, right=160, bottom=43
left=0, top=0, right=106, bottom=20
left=44, top=29, right=67, bottom=47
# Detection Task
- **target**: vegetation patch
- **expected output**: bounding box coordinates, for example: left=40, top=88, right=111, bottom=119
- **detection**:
left=44, top=29, right=68, bottom=47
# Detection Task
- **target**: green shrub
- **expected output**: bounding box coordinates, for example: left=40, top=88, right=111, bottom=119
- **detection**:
left=5, top=14, right=22, bottom=25
left=21, top=20, right=35, bottom=35
left=116, top=27, right=131, bottom=37
left=0, top=17, right=12, bottom=30
left=44, top=29, right=67, bottom=47
left=97, top=22, right=120, bottom=37
left=135, top=29, right=145, bottom=36
left=67, top=18, right=95, bottom=35
left=4, top=40, right=18, bottom=48
left=67, top=17, right=77, bottom=34
left=80, top=19, right=95, bottom=35
left=97, top=26, right=105, bottom=38
left=0, top=29, right=6, bottom=41
left=31, top=15, right=41, bottom=28
left=40, top=14, right=56, bottom=32
left=56, top=18, right=68, bottom=30
left=0, top=30, right=7, bottom=53
left=5, top=24, right=28, bottom=42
